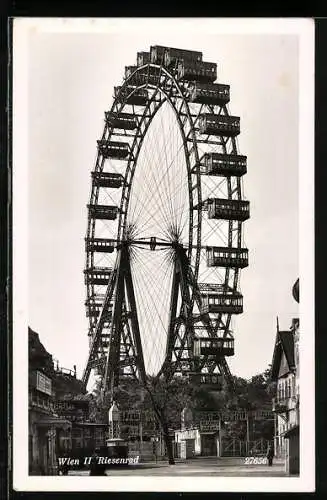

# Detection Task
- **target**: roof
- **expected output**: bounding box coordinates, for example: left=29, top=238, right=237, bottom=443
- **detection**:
left=271, top=330, right=295, bottom=380
left=74, top=422, right=108, bottom=427
left=28, top=327, right=54, bottom=375
left=36, top=416, right=72, bottom=429
left=279, top=331, right=295, bottom=368
left=29, top=327, right=51, bottom=359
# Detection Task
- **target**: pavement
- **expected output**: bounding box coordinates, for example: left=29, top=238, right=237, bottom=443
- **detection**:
left=68, top=456, right=288, bottom=477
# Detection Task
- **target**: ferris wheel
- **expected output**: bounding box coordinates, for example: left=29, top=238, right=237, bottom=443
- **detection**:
left=82, top=46, right=250, bottom=397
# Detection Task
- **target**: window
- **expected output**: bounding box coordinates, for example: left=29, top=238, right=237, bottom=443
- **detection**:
left=277, top=382, right=281, bottom=401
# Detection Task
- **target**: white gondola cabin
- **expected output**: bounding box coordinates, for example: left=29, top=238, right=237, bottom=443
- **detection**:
left=193, top=337, right=234, bottom=357
left=206, top=246, right=249, bottom=268
left=189, top=372, right=223, bottom=390
left=97, top=140, right=130, bottom=160
left=164, top=47, right=202, bottom=67
left=105, top=112, right=137, bottom=130
left=199, top=284, right=243, bottom=315
left=189, top=82, right=230, bottom=105
left=207, top=198, right=250, bottom=222
left=150, top=45, right=203, bottom=67
left=178, top=61, right=217, bottom=83
left=85, top=237, right=116, bottom=254
left=202, top=153, right=247, bottom=177
left=199, top=114, right=240, bottom=137
left=84, top=267, right=112, bottom=285
left=88, top=204, right=118, bottom=221
left=114, top=87, right=148, bottom=106
left=91, top=172, right=124, bottom=189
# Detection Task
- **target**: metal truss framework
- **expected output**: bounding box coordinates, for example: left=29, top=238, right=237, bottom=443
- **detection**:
left=82, top=46, right=250, bottom=401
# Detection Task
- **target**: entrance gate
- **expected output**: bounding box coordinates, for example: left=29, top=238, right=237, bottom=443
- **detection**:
left=221, top=438, right=270, bottom=457
left=201, top=434, right=217, bottom=456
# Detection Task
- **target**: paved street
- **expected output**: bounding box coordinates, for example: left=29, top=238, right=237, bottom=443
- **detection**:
left=68, top=457, right=288, bottom=477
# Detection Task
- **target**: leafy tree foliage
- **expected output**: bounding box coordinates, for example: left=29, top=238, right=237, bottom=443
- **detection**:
left=87, top=365, right=275, bottom=460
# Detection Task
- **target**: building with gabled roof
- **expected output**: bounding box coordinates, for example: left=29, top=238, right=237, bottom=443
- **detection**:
left=271, top=329, right=296, bottom=380
left=270, top=282, right=300, bottom=475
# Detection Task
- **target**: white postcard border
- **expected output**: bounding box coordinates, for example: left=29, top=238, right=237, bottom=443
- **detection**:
left=12, top=17, right=315, bottom=492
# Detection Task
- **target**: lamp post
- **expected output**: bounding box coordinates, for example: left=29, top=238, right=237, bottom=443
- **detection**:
left=181, top=406, right=193, bottom=430
left=108, top=401, right=120, bottom=439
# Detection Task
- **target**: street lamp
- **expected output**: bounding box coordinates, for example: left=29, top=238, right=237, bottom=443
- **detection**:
left=108, top=401, right=120, bottom=439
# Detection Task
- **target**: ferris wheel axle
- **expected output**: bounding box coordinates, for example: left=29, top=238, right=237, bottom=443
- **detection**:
left=101, top=236, right=218, bottom=251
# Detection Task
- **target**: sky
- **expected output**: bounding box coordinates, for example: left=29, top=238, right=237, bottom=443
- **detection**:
left=26, top=20, right=300, bottom=381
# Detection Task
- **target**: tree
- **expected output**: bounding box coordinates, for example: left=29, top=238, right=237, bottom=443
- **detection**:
left=87, top=366, right=275, bottom=461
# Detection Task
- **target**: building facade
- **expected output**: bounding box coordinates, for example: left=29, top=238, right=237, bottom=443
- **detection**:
left=271, top=317, right=300, bottom=474
left=29, top=328, right=71, bottom=474
left=29, top=327, right=91, bottom=474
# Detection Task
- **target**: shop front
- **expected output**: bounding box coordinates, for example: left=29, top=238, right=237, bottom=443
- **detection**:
left=29, top=414, right=71, bottom=475
left=284, top=424, right=299, bottom=475
left=200, top=432, right=218, bottom=456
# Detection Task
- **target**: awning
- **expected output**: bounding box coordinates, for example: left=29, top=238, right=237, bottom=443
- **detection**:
left=36, top=416, right=72, bottom=430
left=284, top=425, right=299, bottom=438
left=75, top=422, right=108, bottom=427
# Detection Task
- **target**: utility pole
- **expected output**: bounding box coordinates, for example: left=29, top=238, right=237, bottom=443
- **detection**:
left=246, top=413, right=250, bottom=455
left=139, top=417, right=143, bottom=458
left=218, top=418, right=222, bottom=457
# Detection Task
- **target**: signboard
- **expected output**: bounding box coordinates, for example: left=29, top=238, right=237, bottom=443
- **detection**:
left=220, top=412, right=247, bottom=421
left=54, top=399, right=90, bottom=422
left=199, top=410, right=274, bottom=421
left=199, top=421, right=220, bottom=432
left=196, top=411, right=272, bottom=422
left=183, top=429, right=198, bottom=440
left=175, top=428, right=198, bottom=440
left=120, top=411, right=141, bottom=422
left=36, top=371, right=52, bottom=396
left=120, top=410, right=158, bottom=424
left=54, top=401, right=75, bottom=411
left=253, top=410, right=274, bottom=420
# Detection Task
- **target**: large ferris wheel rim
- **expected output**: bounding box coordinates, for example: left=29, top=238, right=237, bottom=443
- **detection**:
left=83, top=48, right=247, bottom=387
